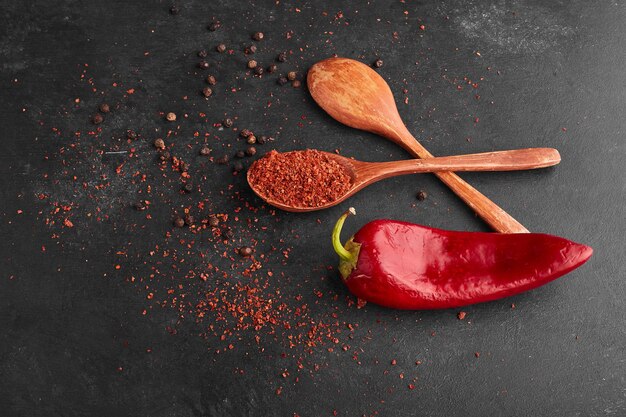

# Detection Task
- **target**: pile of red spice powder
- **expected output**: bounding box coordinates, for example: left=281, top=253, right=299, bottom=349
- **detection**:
left=248, top=149, right=352, bottom=208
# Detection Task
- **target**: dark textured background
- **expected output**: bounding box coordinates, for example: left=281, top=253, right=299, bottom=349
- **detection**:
left=1, top=1, right=624, bottom=416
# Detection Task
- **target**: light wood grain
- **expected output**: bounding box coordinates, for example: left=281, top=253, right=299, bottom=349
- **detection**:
left=308, top=57, right=539, bottom=233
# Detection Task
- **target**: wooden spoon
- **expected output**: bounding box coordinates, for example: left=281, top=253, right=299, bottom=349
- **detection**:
left=248, top=148, right=560, bottom=212
left=308, top=57, right=535, bottom=232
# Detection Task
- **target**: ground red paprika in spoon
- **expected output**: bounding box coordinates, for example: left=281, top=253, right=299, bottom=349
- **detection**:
left=248, top=149, right=352, bottom=208
left=332, top=208, right=593, bottom=309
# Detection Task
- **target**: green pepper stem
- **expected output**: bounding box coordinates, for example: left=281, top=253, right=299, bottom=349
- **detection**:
left=332, top=207, right=357, bottom=262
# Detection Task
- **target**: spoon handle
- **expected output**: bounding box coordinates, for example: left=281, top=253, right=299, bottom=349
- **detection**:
left=395, top=127, right=532, bottom=233
left=373, top=148, right=561, bottom=175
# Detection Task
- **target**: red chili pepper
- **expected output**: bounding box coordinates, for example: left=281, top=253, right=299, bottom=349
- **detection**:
left=332, top=208, right=592, bottom=309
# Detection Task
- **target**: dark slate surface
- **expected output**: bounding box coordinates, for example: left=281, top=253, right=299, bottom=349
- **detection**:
left=1, top=1, right=624, bottom=416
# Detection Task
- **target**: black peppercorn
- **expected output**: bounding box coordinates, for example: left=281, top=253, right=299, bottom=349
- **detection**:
left=133, top=201, right=147, bottom=211
left=232, top=161, right=244, bottom=173
left=183, top=182, right=194, bottom=193
left=197, top=50, right=208, bottom=58
left=202, top=87, right=213, bottom=97
left=277, top=76, right=288, bottom=86
left=169, top=5, right=179, bottom=15
left=154, top=138, right=165, bottom=150
left=235, top=150, right=245, bottom=158
left=257, top=135, right=267, bottom=144
left=197, top=61, right=210, bottom=70
left=291, top=80, right=301, bottom=88
left=416, top=190, right=428, bottom=201
left=208, top=215, right=219, bottom=227
left=184, top=215, right=195, bottom=226
left=254, top=66, right=264, bottom=76
left=245, top=45, right=257, bottom=54
left=216, top=43, right=226, bottom=53
left=239, top=128, right=252, bottom=138
left=223, top=118, right=233, bottom=127
left=92, top=114, right=103, bottom=125
left=373, top=58, right=383, bottom=68
left=174, top=217, right=185, bottom=228
left=208, top=21, right=221, bottom=31
left=277, top=51, right=287, bottom=62
left=252, top=32, right=264, bottom=41
left=267, top=64, right=277, bottom=73
left=216, top=155, right=229, bottom=164
left=206, top=75, right=217, bottom=85
left=245, top=146, right=256, bottom=156
left=99, top=103, right=110, bottom=113
left=239, top=246, right=253, bottom=257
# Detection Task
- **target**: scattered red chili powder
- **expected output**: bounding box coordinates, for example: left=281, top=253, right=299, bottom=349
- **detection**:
left=32, top=15, right=468, bottom=400
left=248, top=150, right=352, bottom=208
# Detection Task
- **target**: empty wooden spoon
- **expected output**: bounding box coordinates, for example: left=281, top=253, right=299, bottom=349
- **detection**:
left=308, top=57, right=536, bottom=232
left=247, top=148, right=560, bottom=212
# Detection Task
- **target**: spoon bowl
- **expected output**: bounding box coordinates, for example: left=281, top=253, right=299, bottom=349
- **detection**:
left=248, top=148, right=560, bottom=212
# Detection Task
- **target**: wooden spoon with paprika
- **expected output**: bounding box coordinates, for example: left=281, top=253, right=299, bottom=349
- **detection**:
left=247, top=148, right=560, bottom=212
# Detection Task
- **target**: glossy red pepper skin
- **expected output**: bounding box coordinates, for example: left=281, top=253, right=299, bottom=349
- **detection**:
left=336, top=216, right=593, bottom=310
